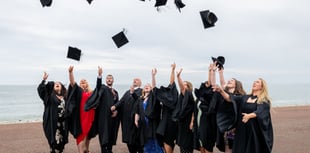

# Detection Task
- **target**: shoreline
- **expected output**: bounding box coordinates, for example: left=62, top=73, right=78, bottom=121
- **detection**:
left=0, top=105, right=310, bottom=153
left=1, top=105, right=309, bottom=125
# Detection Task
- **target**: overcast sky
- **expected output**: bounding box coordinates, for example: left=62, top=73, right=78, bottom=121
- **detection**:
left=0, top=0, right=310, bottom=87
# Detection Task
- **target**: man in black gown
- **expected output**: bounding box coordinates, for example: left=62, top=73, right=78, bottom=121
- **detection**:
left=111, top=78, right=143, bottom=153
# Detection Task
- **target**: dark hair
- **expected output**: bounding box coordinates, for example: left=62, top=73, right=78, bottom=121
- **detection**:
left=224, top=78, right=246, bottom=95
left=234, top=79, right=246, bottom=95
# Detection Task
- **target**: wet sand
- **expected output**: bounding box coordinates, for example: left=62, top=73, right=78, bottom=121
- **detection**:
left=0, top=106, right=309, bottom=153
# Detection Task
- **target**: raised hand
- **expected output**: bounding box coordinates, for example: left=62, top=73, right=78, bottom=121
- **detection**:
left=176, top=68, right=183, bottom=77
left=43, top=72, right=48, bottom=81
left=152, top=68, right=157, bottom=76
left=171, top=62, right=176, bottom=70
left=212, top=84, right=223, bottom=92
left=68, top=66, right=74, bottom=73
left=98, top=66, right=103, bottom=76
left=129, top=85, right=134, bottom=94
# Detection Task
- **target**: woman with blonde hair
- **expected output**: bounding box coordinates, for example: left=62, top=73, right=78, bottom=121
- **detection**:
left=66, top=66, right=95, bottom=153
left=213, top=78, right=273, bottom=153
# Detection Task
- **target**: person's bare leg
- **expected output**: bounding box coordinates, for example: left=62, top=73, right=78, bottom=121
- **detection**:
left=225, top=145, right=232, bottom=153
left=199, top=147, right=206, bottom=153
left=78, top=139, right=87, bottom=153
left=205, top=149, right=213, bottom=153
left=85, top=138, right=91, bottom=153
left=163, top=143, right=173, bottom=153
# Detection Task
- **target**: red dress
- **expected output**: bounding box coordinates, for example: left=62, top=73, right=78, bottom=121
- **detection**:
left=76, top=91, right=95, bottom=144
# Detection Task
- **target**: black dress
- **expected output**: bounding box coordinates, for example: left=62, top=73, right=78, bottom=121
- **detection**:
left=231, top=95, right=273, bottom=153
left=37, top=81, right=68, bottom=153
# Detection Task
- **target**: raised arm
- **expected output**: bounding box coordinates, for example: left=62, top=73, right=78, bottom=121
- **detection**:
left=152, top=68, right=157, bottom=88
left=177, top=68, right=185, bottom=95
left=218, top=68, right=226, bottom=89
left=68, top=66, right=75, bottom=87
left=170, top=62, right=176, bottom=84
left=208, top=62, right=217, bottom=86
left=212, top=84, right=231, bottom=102
left=97, top=66, right=103, bottom=89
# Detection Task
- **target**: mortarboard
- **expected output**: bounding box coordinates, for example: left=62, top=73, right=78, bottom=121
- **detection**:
left=112, top=30, right=129, bottom=48
left=40, top=0, right=52, bottom=7
left=175, top=0, right=185, bottom=12
left=67, top=46, right=82, bottom=61
left=211, top=56, right=225, bottom=70
left=155, top=0, right=168, bottom=7
left=86, top=0, right=93, bottom=4
left=200, top=10, right=218, bottom=29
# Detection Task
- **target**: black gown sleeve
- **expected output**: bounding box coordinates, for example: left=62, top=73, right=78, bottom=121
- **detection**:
left=37, top=80, right=54, bottom=106
left=84, top=77, right=102, bottom=111
left=155, top=82, right=179, bottom=110
left=254, top=102, right=274, bottom=152
left=144, top=90, right=161, bottom=119
left=178, top=91, right=195, bottom=120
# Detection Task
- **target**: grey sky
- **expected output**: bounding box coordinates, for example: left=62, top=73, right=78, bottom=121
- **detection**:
left=0, top=0, right=309, bottom=87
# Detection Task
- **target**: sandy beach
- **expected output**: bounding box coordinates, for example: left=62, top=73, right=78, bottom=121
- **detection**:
left=0, top=105, right=309, bottom=153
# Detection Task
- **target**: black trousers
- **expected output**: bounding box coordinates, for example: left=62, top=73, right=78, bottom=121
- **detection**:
left=100, top=143, right=113, bottom=153
left=127, top=144, right=144, bottom=153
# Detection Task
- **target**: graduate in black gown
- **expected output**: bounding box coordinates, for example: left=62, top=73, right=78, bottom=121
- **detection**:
left=193, top=62, right=218, bottom=153
left=213, top=78, right=273, bottom=153
left=104, top=74, right=119, bottom=153
left=37, top=72, right=68, bottom=153
left=111, top=78, right=143, bottom=153
left=173, top=68, right=195, bottom=153
left=66, top=66, right=95, bottom=153
left=84, top=66, right=117, bottom=153
left=155, top=63, right=179, bottom=153
left=132, top=68, right=163, bottom=153
left=215, top=68, right=246, bottom=153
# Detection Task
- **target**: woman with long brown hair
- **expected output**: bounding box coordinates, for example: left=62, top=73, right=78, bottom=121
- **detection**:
left=213, top=78, right=273, bottom=153
left=216, top=67, right=246, bottom=153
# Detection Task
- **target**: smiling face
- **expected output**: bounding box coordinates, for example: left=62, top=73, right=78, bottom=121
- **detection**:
left=54, top=82, right=62, bottom=94
left=143, top=83, right=152, bottom=93
left=252, top=79, right=263, bottom=92
left=132, top=78, right=142, bottom=88
left=226, top=78, right=236, bottom=89
left=106, top=75, right=114, bottom=87
left=79, top=79, right=89, bottom=91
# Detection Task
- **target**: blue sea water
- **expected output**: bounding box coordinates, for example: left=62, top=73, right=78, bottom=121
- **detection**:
left=0, top=83, right=309, bottom=124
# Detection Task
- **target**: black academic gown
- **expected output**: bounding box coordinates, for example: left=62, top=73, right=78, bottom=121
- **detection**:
left=155, top=82, right=179, bottom=147
left=173, top=90, right=195, bottom=151
left=37, top=80, right=69, bottom=148
left=109, top=87, right=120, bottom=145
left=215, top=92, right=239, bottom=152
left=132, top=90, right=161, bottom=146
left=66, top=83, right=83, bottom=138
left=84, top=77, right=115, bottom=146
left=114, top=87, right=143, bottom=145
left=231, top=95, right=273, bottom=153
left=193, top=83, right=218, bottom=152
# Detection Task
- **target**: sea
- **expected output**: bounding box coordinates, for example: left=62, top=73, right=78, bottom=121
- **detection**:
left=1, top=83, right=310, bottom=124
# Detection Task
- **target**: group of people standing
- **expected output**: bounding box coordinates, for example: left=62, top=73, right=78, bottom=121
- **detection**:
left=37, top=60, right=274, bottom=153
